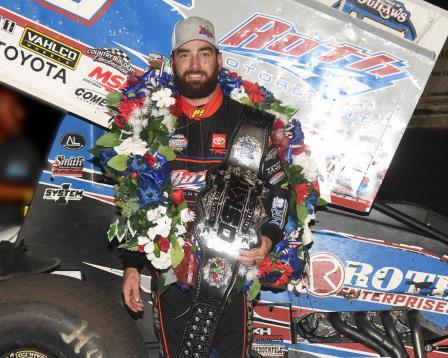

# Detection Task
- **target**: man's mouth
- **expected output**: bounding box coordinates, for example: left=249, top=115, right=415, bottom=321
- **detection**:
left=186, top=72, right=206, bottom=81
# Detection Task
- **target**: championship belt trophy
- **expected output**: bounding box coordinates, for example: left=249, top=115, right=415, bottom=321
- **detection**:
left=175, top=107, right=275, bottom=357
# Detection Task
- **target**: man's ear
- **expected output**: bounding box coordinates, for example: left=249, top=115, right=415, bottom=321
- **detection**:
left=217, top=52, right=223, bottom=71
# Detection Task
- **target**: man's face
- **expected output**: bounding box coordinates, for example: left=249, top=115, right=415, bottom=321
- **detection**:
left=0, top=90, right=26, bottom=136
left=172, top=40, right=222, bottom=99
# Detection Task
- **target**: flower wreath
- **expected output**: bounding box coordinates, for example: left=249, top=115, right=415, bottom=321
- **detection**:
left=92, top=55, right=325, bottom=298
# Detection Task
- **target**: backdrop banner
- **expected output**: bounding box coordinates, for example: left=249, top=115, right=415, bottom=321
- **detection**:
left=0, top=0, right=447, bottom=212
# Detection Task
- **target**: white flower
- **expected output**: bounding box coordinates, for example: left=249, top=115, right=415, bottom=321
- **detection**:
left=151, top=88, right=175, bottom=108
left=147, top=215, right=172, bottom=239
left=302, top=226, right=314, bottom=246
left=180, top=208, right=196, bottom=223
left=175, top=224, right=187, bottom=237
left=230, top=88, right=246, bottom=101
left=291, top=153, right=318, bottom=182
left=155, top=215, right=172, bottom=237
left=114, top=137, right=148, bottom=156
left=147, top=226, right=159, bottom=240
left=147, top=250, right=172, bottom=269
left=146, top=205, right=167, bottom=222
left=138, top=236, right=150, bottom=246
left=151, top=107, right=169, bottom=117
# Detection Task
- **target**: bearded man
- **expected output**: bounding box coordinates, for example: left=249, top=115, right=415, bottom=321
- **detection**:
left=121, top=17, right=288, bottom=357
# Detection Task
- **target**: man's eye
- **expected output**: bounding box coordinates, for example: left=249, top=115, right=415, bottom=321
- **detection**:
left=200, top=52, right=211, bottom=58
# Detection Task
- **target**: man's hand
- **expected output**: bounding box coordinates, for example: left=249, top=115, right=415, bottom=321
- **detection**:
left=237, top=235, right=273, bottom=266
left=122, top=267, right=144, bottom=313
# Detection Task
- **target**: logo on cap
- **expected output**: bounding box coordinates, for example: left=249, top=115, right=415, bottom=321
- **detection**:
left=199, top=25, right=214, bottom=38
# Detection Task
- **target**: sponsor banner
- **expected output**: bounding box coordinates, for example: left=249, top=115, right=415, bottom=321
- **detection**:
left=43, top=183, right=84, bottom=204
left=51, top=155, right=84, bottom=177
left=261, top=230, right=448, bottom=329
left=0, top=1, right=447, bottom=211
left=325, top=0, right=448, bottom=56
left=251, top=342, right=286, bottom=357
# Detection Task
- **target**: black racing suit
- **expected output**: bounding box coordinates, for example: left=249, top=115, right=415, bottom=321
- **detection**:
left=123, top=91, right=288, bottom=357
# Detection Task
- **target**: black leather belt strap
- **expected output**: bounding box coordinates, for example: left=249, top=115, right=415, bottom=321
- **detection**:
left=175, top=106, right=274, bottom=358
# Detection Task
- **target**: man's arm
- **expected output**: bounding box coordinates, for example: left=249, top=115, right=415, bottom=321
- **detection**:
left=122, top=252, right=146, bottom=313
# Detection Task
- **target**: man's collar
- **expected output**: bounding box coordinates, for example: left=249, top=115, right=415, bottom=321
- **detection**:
left=178, top=87, right=223, bottom=120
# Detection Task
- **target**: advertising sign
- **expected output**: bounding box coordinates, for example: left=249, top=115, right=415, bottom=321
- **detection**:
left=0, top=0, right=447, bottom=211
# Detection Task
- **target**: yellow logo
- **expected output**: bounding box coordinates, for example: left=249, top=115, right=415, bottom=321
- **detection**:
left=192, top=109, right=205, bottom=118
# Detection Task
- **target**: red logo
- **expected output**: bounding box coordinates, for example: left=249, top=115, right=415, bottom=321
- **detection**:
left=212, top=134, right=226, bottom=149
left=304, top=252, right=345, bottom=297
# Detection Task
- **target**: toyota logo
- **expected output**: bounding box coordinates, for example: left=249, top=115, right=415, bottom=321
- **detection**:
left=213, top=137, right=225, bottom=145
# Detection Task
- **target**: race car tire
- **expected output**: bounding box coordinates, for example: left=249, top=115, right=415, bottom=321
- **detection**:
left=0, top=274, right=147, bottom=358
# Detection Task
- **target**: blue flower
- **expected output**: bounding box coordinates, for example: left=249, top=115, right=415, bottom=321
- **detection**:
left=291, top=119, right=305, bottom=145
left=284, top=216, right=299, bottom=235
left=99, top=149, right=118, bottom=166
left=137, top=177, right=163, bottom=208
left=219, top=68, right=243, bottom=96
left=260, top=272, right=283, bottom=284
left=122, top=83, right=146, bottom=99
left=129, top=155, right=148, bottom=173
left=278, top=246, right=304, bottom=280
left=242, top=279, right=253, bottom=292
left=306, top=193, right=318, bottom=215
left=176, top=281, right=190, bottom=292
left=273, top=240, right=290, bottom=254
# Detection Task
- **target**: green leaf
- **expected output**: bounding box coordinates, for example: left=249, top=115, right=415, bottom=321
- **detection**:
left=106, top=92, right=123, bottom=107
left=239, top=96, right=254, bottom=107
left=158, top=274, right=169, bottom=295
left=107, top=154, right=129, bottom=171
left=116, top=222, right=128, bottom=243
left=162, top=268, right=177, bottom=286
left=235, top=275, right=244, bottom=294
left=157, top=144, right=176, bottom=161
left=296, top=203, right=308, bottom=226
left=284, top=106, right=298, bottom=116
left=153, top=242, right=160, bottom=258
left=177, top=201, right=188, bottom=211
left=317, top=197, right=328, bottom=207
left=107, top=219, right=118, bottom=241
left=89, top=145, right=107, bottom=156
left=248, top=277, right=261, bottom=301
left=96, top=132, right=120, bottom=148
left=170, top=240, right=184, bottom=268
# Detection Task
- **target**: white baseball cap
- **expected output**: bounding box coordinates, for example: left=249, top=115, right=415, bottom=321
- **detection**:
left=172, top=16, right=218, bottom=52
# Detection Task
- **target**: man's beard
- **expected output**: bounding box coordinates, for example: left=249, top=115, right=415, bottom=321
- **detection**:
left=174, top=64, right=220, bottom=99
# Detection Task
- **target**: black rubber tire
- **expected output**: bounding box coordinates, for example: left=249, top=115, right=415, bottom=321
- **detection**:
left=0, top=274, right=147, bottom=358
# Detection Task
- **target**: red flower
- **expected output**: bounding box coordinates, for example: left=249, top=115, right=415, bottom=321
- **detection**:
left=272, top=265, right=293, bottom=287
left=272, top=119, right=285, bottom=131
left=242, top=80, right=265, bottom=104
left=174, top=244, right=198, bottom=286
left=292, top=144, right=305, bottom=156
left=258, top=256, right=274, bottom=277
left=295, top=184, right=309, bottom=204
left=171, top=188, right=185, bottom=206
left=114, top=114, right=127, bottom=128
left=158, top=237, right=170, bottom=252
left=119, top=98, right=145, bottom=119
left=312, top=179, right=320, bottom=194
left=130, top=172, right=139, bottom=179
left=144, top=152, right=155, bottom=166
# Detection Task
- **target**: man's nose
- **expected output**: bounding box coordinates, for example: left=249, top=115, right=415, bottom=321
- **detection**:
left=190, top=54, right=201, bottom=70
